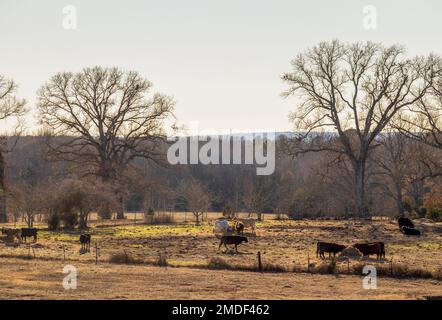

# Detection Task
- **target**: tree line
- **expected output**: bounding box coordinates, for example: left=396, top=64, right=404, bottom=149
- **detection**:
left=1, top=40, right=442, bottom=229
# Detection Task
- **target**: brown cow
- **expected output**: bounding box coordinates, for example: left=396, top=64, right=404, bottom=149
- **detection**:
left=235, top=222, right=244, bottom=235
left=353, top=242, right=385, bottom=259
left=316, top=242, right=345, bottom=259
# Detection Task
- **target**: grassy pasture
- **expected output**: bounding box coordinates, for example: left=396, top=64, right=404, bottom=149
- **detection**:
left=1, top=212, right=442, bottom=299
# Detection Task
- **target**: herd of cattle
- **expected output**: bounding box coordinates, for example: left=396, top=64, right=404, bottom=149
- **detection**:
left=1, top=216, right=422, bottom=259
left=316, top=217, right=419, bottom=260
left=1, top=227, right=38, bottom=242
left=214, top=216, right=422, bottom=258
left=1, top=227, right=92, bottom=252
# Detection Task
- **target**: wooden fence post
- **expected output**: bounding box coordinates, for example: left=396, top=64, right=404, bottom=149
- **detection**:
left=257, top=251, right=263, bottom=273
left=390, top=257, right=393, bottom=276
left=307, top=253, right=310, bottom=273
left=95, top=242, right=99, bottom=264
left=63, top=245, right=66, bottom=262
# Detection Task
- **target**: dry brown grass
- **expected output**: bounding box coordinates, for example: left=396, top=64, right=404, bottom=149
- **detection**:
left=1, top=213, right=442, bottom=299
left=0, top=257, right=441, bottom=300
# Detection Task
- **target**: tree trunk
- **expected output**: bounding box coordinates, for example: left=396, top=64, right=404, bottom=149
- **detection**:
left=354, top=161, right=368, bottom=217
left=79, top=211, right=88, bottom=229
left=394, top=183, right=405, bottom=217
left=0, top=152, right=7, bottom=223
left=116, top=194, right=125, bottom=219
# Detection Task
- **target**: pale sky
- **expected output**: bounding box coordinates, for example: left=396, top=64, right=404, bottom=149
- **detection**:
left=1, top=0, right=442, bottom=134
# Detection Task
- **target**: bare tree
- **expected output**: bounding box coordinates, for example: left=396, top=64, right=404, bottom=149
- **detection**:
left=37, top=66, right=175, bottom=219
left=177, top=178, right=211, bottom=225
left=397, top=61, right=442, bottom=146
left=0, top=75, right=26, bottom=222
left=242, top=176, right=275, bottom=221
left=282, top=40, right=437, bottom=216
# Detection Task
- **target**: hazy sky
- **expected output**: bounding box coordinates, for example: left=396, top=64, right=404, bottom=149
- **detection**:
left=1, top=0, right=442, bottom=134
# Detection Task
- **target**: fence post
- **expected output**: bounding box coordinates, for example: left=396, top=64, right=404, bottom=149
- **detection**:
left=307, top=253, right=310, bottom=273
left=347, top=259, right=350, bottom=274
left=95, top=242, right=99, bottom=264
left=257, top=251, right=263, bottom=273
left=63, top=245, right=66, bottom=262
left=390, top=257, right=393, bottom=276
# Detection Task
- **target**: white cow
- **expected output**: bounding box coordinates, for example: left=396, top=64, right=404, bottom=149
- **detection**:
left=213, top=219, right=230, bottom=234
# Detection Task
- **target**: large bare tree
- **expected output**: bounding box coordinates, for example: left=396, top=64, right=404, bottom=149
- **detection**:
left=282, top=40, right=437, bottom=216
left=373, top=132, right=442, bottom=217
left=0, top=75, right=26, bottom=223
left=397, top=62, right=442, bottom=147
left=177, top=178, right=211, bottom=225
left=37, top=66, right=175, bottom=219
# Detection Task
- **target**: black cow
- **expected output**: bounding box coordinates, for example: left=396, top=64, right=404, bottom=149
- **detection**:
left=401, top=226, right=421, bottom=236
left=80, top=234, right=91, bottom=251
left=219, top=235, right=248, bottom=252
left=316, top=242, right=345, bottom=259
left=1, top=228, right=20, bottom=242
left=398, top=217, right=414, bottom=229
left=20, top=228, right=37, bottom=242
left=353, top=242, right=385, bottom=259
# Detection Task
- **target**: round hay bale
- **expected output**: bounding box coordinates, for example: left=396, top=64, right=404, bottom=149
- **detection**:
left=340, top=246, right=362, bottom=259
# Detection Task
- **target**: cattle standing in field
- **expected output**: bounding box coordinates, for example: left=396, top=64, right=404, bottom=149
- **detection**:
left=401, top=226, right=421, bottom=236
left=80, top=234, right=91, bottom=251
left=353, top=242, right=385, bottom=259
left=20, top=228, right=37, bottom=242
left=1, top=228, right=20, bottom=242
left=219, top=235, right=248, bottom=253
left=316, top=242, right=345, bottom=259
left=213, top=219, right=230, bottom=234
left=398, top=217, right=414, bottom=230
left=233, top=217, right=256, bottom=233
left=235, top=221, right=244, bottom=235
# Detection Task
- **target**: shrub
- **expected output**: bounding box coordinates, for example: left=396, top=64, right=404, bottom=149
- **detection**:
left=109, top=251, right=142, bottom=264
left=207, top=257, right=234, bottom=270
left=222, top=204, right=234, bottom=219
left=62, top=211, right=78, bottom=230
left=146, top=212, right=175, bottom=224
left=426, top=208, right=442, bottom=222
left=154, top=253, right=168, bottom=267
left=315, top=257, right=337, bottom=274
left=98, top=203, right=112, bottom=220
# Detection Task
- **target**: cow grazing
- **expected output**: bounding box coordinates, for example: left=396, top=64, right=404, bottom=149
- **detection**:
left=213, top=219, right=230, bottom=234
left=80, top=234, right=91, bottom=251
left=316, top=242, right=345, bottom=259
left=1, top=228, right=20, bottom=242
left=235, top=222, right=244, bottom=235
left=233, top=218, right=256, bottom=233
left=398, top=217, right=414, bottom=229
left=20, top=228, right=37, bottom=242
left=353, top=242, right=385, bottom=259
left=401, top=226, right=421, bottom=236
left=219, top=235, right=248, bottom=253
